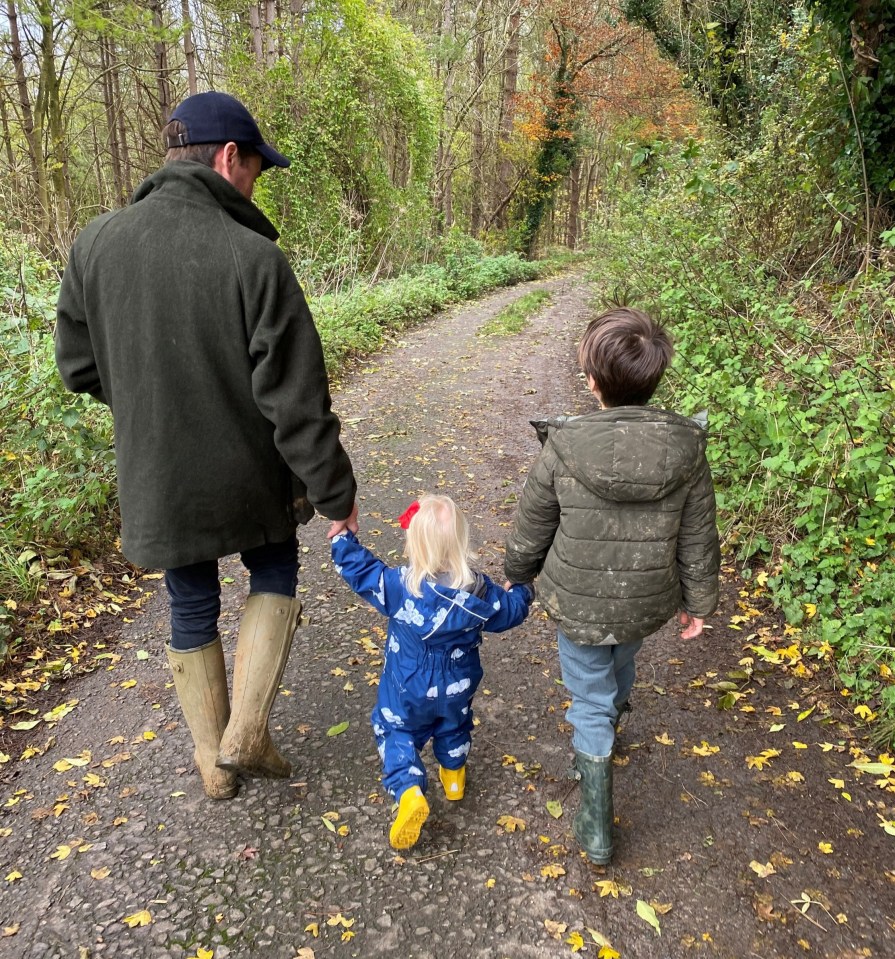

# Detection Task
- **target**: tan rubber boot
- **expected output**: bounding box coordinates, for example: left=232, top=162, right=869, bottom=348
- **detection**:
left=166, top=639, right=238, bottom=800
left=216, top=593, right=301, bottom=778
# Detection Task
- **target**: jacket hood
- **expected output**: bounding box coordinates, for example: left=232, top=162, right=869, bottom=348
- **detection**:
left=402, top=575, right=499, bottom=642
left=536, top=407, right=708, bottom=503
left=131, top=161, right=279, bottom=242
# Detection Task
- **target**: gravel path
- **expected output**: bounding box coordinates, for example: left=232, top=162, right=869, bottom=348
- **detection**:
left=1, top=273, right=893, bottom=959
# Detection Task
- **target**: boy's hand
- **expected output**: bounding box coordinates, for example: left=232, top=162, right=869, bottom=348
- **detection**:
left=679, top=611, right=704, bottom=640
left=327, top=503, right=359, bottom=539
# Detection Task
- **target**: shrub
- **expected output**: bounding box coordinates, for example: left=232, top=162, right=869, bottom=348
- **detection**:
left=588, top=143, right=895, bottom=730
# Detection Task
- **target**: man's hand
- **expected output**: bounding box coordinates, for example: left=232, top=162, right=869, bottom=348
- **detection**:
left=327, top=502, right=359, bottom=539
left=679, top=611, right=704, bottom=640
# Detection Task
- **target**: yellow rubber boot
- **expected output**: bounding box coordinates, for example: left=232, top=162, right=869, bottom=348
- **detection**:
left=439, top=765, right=466, bottom=801
left=166, top=639, right=238, bottom=800
left=389, top=786, right=429, bottom=850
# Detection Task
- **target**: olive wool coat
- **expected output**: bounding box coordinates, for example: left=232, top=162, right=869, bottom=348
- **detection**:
left=55, top=162, right=356, bottom=569
left=504, top=407, right=720, bottom=645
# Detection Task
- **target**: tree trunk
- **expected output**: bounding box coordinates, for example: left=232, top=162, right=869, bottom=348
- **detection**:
left=37, top=0, right=73, bottom=249
left=470, top=19, right=486, bottom=235
left=265, top=0, right=277, bottom=66
left=6, top=0, right=48, bottom=231
left=250, top=5, right=264, bottom=67
left=851, top=0, right=884, bottom=77
left=0, top=86, right=18, bottom=170
left=496, top=1, right=521, bottom=228
left=435, top=0, right=455, bottom=229
left=566, top=158, right=581, bottom=248
left=181, top=0, right=198, bottom=95
left=100, top=32, right=125, bottom=204
left=112, top=56, right=133, bottom=199
left=150, top=0, right=173, bottom=124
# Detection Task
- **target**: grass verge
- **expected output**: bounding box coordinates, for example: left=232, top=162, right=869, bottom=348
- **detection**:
left=478, top=289, right=553, bottom=337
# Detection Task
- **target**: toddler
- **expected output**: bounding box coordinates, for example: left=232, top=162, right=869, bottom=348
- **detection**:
left=331, top=494, right=533, bottom=849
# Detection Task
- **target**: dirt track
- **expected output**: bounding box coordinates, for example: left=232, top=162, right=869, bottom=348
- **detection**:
left=1, top=272, right=893, bottom=959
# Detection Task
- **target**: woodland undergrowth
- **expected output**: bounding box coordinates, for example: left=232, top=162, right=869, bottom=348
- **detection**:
left=589, top=145, right=895, bottom=743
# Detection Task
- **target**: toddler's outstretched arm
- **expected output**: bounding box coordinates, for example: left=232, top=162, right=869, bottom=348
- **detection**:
left=482, top=579, right=535, bottom=634
left=331, top=530, right=400, bottom=616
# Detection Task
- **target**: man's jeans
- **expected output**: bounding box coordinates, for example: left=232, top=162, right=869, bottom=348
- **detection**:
left=557, top=630, right=643, bottom=758
left=165, top=537, right=299, bottom=650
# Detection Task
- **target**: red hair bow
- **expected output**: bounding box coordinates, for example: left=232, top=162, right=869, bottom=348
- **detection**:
left=398, top=501, right=420, bottom=529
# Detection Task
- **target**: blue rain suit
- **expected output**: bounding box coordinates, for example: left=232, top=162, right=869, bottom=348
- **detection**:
left=331, top=532, right=533, bottom=799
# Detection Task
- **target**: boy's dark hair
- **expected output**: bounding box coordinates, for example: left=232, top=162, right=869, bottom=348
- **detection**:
left=162, top=120, right=257, bottom=167
left=578, top=307, right=673, bottom=407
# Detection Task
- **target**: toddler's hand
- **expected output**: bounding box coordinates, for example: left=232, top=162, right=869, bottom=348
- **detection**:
left=327, top=502, right=359, bottom=539
left=679, top=611, right=704, bottom=640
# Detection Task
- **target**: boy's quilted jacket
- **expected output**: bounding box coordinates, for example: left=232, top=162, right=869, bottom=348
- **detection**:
left=504, top=407, right=720, bottom=645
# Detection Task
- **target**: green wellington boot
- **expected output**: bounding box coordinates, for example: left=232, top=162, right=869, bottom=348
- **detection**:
left=573, top=750, right=614, bottom=864
left=166, top=639, right=238, bottom=800
left=216, top=593, right=301, bottom=778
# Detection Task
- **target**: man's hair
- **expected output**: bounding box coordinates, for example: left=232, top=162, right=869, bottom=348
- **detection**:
left=577, top=307, right=674, bottom=407
left=162, top=119, right=257, bottom=167
left=404, top=495, right=476, bottom=598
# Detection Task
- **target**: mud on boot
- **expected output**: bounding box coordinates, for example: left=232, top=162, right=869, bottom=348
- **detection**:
left=573, top=750, right=614, bottom=864
left=217, top=593, right=301, bottom=778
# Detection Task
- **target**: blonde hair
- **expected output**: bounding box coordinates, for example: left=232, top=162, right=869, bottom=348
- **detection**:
left=404, top=495, right=476, bottom=598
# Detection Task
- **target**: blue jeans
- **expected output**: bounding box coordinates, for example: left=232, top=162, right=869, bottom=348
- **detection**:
left=165, top=537, right=299, bottom=650
left=557, top=630, right=643, bottom=758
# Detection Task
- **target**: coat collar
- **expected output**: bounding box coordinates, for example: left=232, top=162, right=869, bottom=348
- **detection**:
left=130, top=161, right=280, bottom=242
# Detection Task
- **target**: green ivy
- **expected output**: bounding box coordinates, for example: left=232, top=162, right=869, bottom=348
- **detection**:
left=227, top=0, right=437, bottom=286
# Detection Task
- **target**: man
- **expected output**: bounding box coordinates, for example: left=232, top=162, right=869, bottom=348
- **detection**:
left=55, top=92, right=358, bottom=799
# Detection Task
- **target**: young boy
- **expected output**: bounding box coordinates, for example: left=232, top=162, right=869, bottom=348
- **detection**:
left=504, top=307, right=720, bottom=864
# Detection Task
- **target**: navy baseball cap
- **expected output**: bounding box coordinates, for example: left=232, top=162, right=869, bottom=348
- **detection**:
left=166, top=92, right=290, bottom=171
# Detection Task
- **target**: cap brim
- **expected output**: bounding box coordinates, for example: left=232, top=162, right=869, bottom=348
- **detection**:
left=257, top=143, right=290, bottom=171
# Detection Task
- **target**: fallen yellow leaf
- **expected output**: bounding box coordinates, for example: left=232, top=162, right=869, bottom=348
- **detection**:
left=497, top=814, right=526, bottom=832
left=121, top=909, right=152, bottom=928
left=594, top=880, right=619, bottom=898
left=566, top=930, right=585, bottom=952
left=541, top=863, right=565, bottom=879
left=818, top=842, right=833, bottom=854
